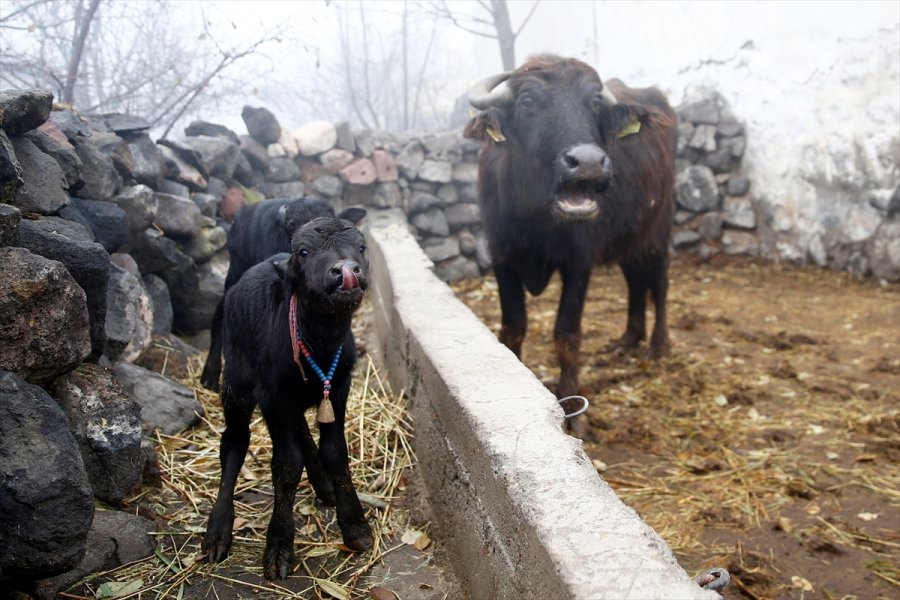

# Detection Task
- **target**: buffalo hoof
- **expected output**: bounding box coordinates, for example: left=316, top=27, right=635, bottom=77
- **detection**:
left=263, top=540, right=295, bottom=580
left=649, top=337, right=671, bottom=359
left=202, top=514, right=233, bottom=563
left=342, top=522, right=373, bottom=552
left=606, top=332, right=644, bottom=354
left=564, top=414, right=598, bottom=443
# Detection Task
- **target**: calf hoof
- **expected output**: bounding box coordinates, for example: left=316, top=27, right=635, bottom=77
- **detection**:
left=263, top=541, right=295, bottom=580
left=342, top=522, right=374, bottom=552
left=649, top=338, right=671, bottom=359
left=199, top=369, right=220, bottom=393
left=202, top=517, right=233, bottom=563
left=607, top=332, right=643, bottom=354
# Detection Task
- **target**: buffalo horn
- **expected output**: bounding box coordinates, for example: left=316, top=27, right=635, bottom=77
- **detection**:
left=468, top=72, right=514, bottom=110
left=601, top=84, right=617, bottom=105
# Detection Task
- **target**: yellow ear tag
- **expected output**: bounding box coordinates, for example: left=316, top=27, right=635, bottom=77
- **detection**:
left=468, top=108, right=479, bottom=119
left=486, top=126, right=506, bottom=143
left=617, top=119, right=641, bottom=139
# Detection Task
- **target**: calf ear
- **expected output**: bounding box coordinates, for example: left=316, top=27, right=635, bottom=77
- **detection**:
left=463, top=109, right=506, bottom=143
left=605, top=104, right=673, bottom=140
left=338, top=205, right=367, bottom=225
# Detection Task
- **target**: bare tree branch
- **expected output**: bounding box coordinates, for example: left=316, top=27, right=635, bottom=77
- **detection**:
left=62, top=0, right=100, bottom=104
left=514, top=0, right=540, bottom=37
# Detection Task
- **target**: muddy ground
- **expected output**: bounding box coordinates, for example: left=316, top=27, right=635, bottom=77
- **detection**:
left=452, top=254, right=899, bottom=600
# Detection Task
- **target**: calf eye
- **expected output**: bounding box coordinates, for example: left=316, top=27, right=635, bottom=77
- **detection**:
left=592, top=94, right=606, bottom=112
left=517, top=94, right=534, bottom=110
left=298, top=248, right=309, bottom=258
left=359, top=244, right=366, bottom=253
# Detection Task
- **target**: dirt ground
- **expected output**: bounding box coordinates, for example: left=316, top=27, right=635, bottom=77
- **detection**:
left=451, top=254, right=899, bottom=600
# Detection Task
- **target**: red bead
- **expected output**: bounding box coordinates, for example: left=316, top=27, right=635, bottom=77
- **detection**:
left=324, top=380, right=330, bottom=385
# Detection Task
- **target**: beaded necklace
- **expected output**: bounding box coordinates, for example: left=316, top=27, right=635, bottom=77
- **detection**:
left=289, top=293, right=340, bottom=423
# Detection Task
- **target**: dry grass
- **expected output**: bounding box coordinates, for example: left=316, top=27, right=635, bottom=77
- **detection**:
left=65, top=355, right=422, bottom=600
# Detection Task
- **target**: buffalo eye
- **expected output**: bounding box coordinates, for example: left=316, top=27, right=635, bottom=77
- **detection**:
left=298, top=248, right=309, bottom=259
left=359, top=244, right=366, bottom=254
left=517, top=93, right=535, bottom=110
left=591, top=94, right=606, bottom=113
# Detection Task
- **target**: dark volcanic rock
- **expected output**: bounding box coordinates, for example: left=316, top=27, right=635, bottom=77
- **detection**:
left=113, top=361, right=203, bottom=435
left=0, top=89, right=53, bottom=135
left=130, top=228, right=179, bottom=274
left=142, top=274, right=173, bottom=334
left=104, top=262, right=154, bottom=362
left=103, top=113, right=151, bottom=134
left=73, top=134, right=123, bottom=200
left=0, top=371, right=94, bottom=580
left=154, top=192, right=203, bottom=237
left=9, top=136, right=69, bottom=214
left=48, top=107, right=92, bottom=142
left=0, top=247, right=91, bottom=383
left=51, top=364, right=143, bottom=505
left=0, top=129, right=24, bottom=203
left=159, top=249, right=227, bottom=333
left=71, top=198, right=129, bottom=253
left=19, top=218, right=111, bottom=359
left=25, top=121, right=84, bottom=190
left=241, top=105, right=282, bottom=146
left=0, top=203, right=20, bottom=246
left=122, top=131, right=163, bottom=188
left=185, top=120, right=239, bottom=143
left=31, top=510, right=156, bottom=600
left=112, top=184, right=158, bottom=234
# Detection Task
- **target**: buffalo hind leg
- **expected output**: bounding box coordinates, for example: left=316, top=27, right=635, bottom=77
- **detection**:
left=202, top=387, right=254, bottom=563
left=494, top=264, right=527, bottom=358
left=615, top=255, right=670, bottom=357
left=647, top=253, right=671, bottom=358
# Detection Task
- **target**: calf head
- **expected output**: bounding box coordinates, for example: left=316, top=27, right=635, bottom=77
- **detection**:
left=465, top=55, right=658, bottom=222
left=278, top=196, right=367, bottom=240
left=287, top=216, right=368, bottom=316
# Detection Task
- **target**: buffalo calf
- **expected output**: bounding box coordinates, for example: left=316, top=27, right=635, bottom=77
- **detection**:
left=202, top=216, right=372, bottom=580
left=200, top=196, right=365, bottom=391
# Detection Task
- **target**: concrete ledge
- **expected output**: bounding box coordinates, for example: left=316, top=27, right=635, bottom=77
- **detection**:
left=365, top=209, right=719, bottom=600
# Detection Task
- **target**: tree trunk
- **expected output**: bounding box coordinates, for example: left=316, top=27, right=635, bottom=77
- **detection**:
left=62, top=0, right=101, bottom=105
left=491, top=0, right=516, bottom=71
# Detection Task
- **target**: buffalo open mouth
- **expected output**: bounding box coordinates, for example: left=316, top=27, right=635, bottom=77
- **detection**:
left=552, top=181, right=606, bottom=221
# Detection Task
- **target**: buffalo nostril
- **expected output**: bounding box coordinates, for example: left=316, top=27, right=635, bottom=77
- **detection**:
left=563, top=154, right=579, bottom=169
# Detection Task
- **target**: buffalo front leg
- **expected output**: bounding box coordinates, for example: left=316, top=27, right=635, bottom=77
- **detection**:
left=615, top=259, right=651, bottom=351
left=202, top=388, right=253, bottom=563
left=555, top=263, right=592, bottom=399
left=494, top=264, right=527, bottom=358
left=260, top=391, right=308, bottom=580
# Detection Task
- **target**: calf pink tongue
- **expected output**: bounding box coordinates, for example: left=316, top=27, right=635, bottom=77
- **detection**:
left=341, top=266, right=359, bottom=289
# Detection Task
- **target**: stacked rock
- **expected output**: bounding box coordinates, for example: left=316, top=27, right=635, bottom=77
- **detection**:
left=671, top=90, right=760, bottom=258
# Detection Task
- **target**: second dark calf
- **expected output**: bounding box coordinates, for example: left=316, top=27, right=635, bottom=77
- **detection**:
left=202, top=216, right=372, bottom=580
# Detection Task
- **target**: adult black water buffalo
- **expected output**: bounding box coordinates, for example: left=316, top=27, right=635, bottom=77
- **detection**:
left=464, top=54, right=677, bottom=417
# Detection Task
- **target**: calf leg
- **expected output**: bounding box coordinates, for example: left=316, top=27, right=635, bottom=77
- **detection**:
left=200, top=298, right=225, bottom=391
left=296, top=415, right=336, bottom=506
left=494, top=264, right=527, bottom=357
left=202, top=387, right=253, bottom=563
left=317, top=382, right=372, bottom=551
left=260, top=391, right=307, bottom=580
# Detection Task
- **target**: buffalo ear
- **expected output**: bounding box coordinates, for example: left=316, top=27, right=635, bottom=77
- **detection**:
left=605, top=104, right=673, bottom=140
left=277, top=203, right=287, bottom=225
left=338, top=205, right=367, bottom=225
left=463, top=109, right=506, bottom=142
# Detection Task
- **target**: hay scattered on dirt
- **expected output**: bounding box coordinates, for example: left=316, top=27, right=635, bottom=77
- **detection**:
left=67, top=355, right=422, bottom=600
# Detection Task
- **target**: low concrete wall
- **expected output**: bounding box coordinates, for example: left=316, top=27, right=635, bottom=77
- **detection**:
left=364, top=209, right=719, bottom=600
